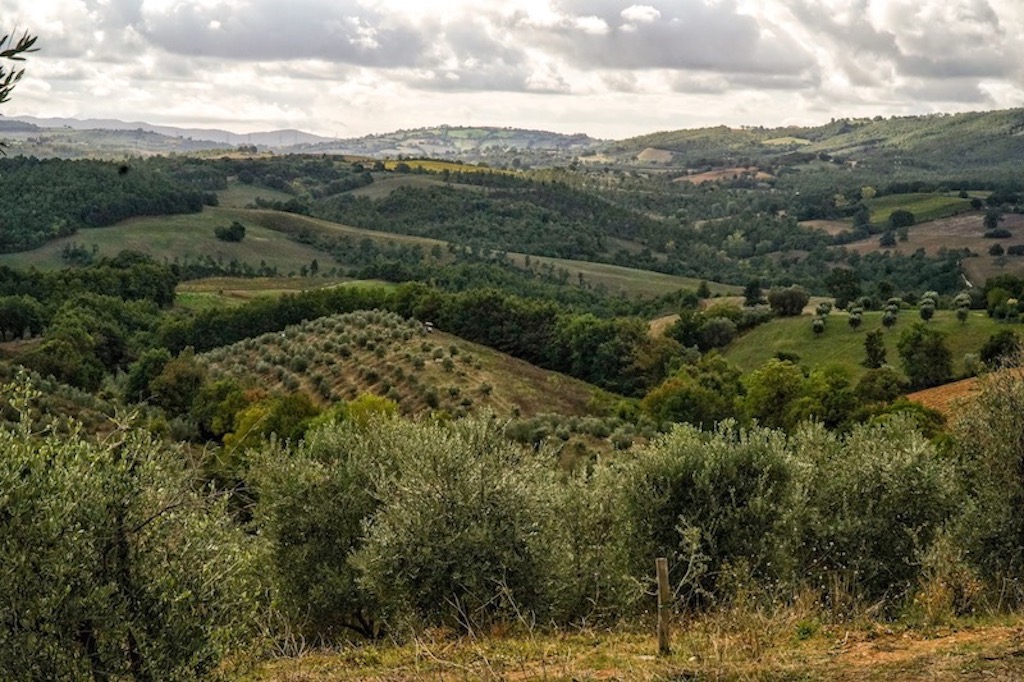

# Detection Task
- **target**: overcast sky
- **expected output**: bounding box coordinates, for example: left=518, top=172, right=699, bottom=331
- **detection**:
left=3, top=0, right=1023, bottom=139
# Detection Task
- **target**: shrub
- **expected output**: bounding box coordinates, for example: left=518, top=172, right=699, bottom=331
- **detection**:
left=0, top=380, right=263, bottom=680
left=792, top=420, right=957, bottom=605
left=767, top=286, right=810, bottom=316
left=349, top=419, right=571, bottom=632
left=610, top=423, right=796, bottom=608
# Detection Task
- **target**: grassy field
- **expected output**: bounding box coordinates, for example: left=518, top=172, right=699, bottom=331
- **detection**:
left=508, top=254, right=741, bottom=298
left=0, top=207, right=331, bottom=273
left=217, top=181, right=294, bottom=208
left=867, top=193, right=973, bottom=226
left=722, top=309, right=1004, bottom=381
left=248, top=615, right=1024, bottom=681
left=175, top=277, right=393, bottom=311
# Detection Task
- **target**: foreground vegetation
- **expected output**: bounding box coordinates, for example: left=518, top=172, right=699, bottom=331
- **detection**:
left=6, top=365, right=1024, bottom=680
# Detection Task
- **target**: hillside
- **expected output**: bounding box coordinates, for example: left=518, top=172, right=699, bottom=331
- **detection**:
left=293, top=125, right=597, bottom=164
left=721, top=309, right=1003, bottom=382
left=200, top=309, right=609, bottom=419
left=606, top=108, right=1024, bottom=171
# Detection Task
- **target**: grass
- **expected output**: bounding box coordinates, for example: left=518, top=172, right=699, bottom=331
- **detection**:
left=508, top=254, right=741, bottom=298
left=0, top=207, right=331, bottom=273
left=867, top=193, right=973, bottom=226
left=175, top=277, right=393, bottom=310
left=245, top=614, right=1024, bottom=681
left=722, top=309, right=1004, bottom=381
left=218, top=181, right=294, bottom=208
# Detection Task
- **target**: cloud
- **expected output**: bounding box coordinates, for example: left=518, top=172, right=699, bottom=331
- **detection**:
left=524, top=0, right=815, bottom=75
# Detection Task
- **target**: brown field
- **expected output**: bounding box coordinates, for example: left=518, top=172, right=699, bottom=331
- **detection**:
left=636, top=147, right=673, bottom=163
left=840, top=213, right=1024, bottom=284
left=908, top=367, right=1024, bottom=418
left=675, top=166, right=774, bottom=184
left=906, top=376, right=981, bottom=416
left=802, top=219, right=853, bottom=236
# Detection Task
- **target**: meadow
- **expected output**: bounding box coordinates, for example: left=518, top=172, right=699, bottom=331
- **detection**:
left=722, top=308, right=1004, bottom=381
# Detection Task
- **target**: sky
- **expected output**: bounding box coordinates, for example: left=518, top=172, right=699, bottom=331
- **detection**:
left=2, top=0, right=1023, bottom=140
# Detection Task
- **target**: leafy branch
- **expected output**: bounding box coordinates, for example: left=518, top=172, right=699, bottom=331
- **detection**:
left=0, top=30, right=39, bottom=104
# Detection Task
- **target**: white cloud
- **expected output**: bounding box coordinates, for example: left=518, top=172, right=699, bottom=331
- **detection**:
left=1, top=0, right=1023, bottom=138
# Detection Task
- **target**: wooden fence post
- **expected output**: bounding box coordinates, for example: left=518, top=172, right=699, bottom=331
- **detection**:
left=656, top=556, right=671, bottom=656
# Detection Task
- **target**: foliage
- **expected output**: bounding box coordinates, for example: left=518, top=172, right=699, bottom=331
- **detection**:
left=642, top=354, right=743, bottom=428
left=0, top=157, right=211, bottom=252
left=897, top=323, right=953, bottom=389
left=612, top=423, right=796, bottom=607
left=0, top=30, right=37, bottom=105
left=980, top=330, right=1019, bottom=366
left=948, top=364, right=1024, bottom=598
left=767, top=286, right=810, bottom=316
left=792, top=420, right=957, bottom=603
left=215, top=220, right=246, bottom=242
left=0, top=378, right=264, bottom=680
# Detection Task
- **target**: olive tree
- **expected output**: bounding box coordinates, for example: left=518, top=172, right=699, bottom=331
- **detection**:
left=0, top=378, right=264, bottom=681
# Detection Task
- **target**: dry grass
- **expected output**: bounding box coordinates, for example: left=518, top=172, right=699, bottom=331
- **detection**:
left=674, top=167, right=774, bottom=185
left=801, top=219, right=853, bottom=236
left=246, top=614, right=1024, bottom=681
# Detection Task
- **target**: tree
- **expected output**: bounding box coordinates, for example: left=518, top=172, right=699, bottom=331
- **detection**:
left=848, top=311, right=863, bottom=330
left=0, top=31, right=37, bottom=105
left=863, top=329, right=886, bottom=368
left=214, top=220, right=246, bottom=242
left=812, top=317, right=825, bottom=337
left=889, top=209, right=915, bottom=229
left=897, top=323, right=952, bottom=389
left=743, top=278, right=764, bottom=306
left=0, top=378, right=262, bottom=680
left=825, top=268, right=861, bottom=310
left=984, top=207, right=1003, bottom=231
left=990, top=243, right=1005, bottom=256
left=767, top=285, right=810, bottom=316
left=979, top=330, right=1019, bottom=367
left=919, top=302, right=935, bottom=322
left=696, top=280, right=711, bottom=298
left=879, top=231, right=897, bottom=247
left=882, top=309, right=898, bottom=331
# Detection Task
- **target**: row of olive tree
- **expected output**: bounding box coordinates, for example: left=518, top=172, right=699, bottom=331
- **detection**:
left=249, top=370, right=1024, bottom=641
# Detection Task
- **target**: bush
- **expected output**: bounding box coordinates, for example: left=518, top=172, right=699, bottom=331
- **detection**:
left=0, top=379, right=263, bottom=680
left=767, top=286, right=810, bottom=317
left=792, top=420, right=957, bottom=605
left=349, top=418, right=571, bottom=632
left=949, top=367, right=1024, bottom=600
left=610, top=423, right=796, bottom=608
left=214, top=220, right=246, bottom=242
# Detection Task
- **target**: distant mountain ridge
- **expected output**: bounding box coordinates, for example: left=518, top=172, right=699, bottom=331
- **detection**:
left=3, top=115, right=333, bottom=147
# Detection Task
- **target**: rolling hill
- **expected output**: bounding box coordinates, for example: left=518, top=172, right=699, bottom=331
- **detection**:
left=200, top=309, right=609, bottom=419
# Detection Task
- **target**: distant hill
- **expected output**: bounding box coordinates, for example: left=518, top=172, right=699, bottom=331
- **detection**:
left=603, top=108, right=1024, bottom=170
left=4, top=115, right=332, bottom=147
left=292, top=125, right=599, bottom=164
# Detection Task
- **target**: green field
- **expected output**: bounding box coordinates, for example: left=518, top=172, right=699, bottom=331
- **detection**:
left=867, top=193, right=973, bottom=225
left=723, top=309, right=1004, bottom=381
left=217, top=180, right=293, bottom=208
left=508, top=254, right=741, bottom=298
left=175, top=276, right=395, bottom=310
left=0, top=207, right=331, bottom=273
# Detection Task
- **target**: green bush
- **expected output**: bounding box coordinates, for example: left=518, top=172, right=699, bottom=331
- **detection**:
left=791, top=419, right=957, bottom=605
left=0, top=380, right=263, bottom=680
left=610, top=423, right=796, bottom=608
